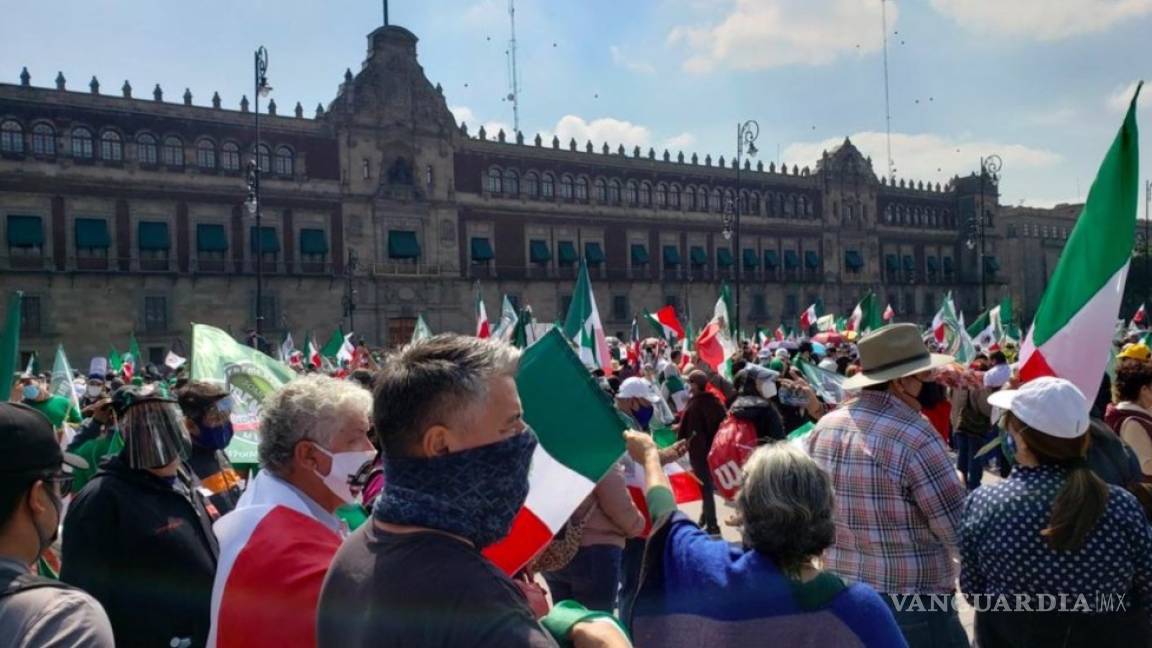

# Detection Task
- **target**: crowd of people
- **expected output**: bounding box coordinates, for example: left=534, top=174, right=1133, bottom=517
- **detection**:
left=2, top=321, right=1152, bottom=647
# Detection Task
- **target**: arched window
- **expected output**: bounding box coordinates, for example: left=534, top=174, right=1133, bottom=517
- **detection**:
left=623, top=181, right=637, bottom=206
left=541, top=172, right=555, bottom=198
left=594, top=178, right=608, bottom=202
left=503, top=169, right=519, bottom=195
left=685, top=187, right=696, bottom=210
left=31, top=123, right=55, bottom=156
left=885, top=206, right=894, bottom=223
left=805, top=197, right=814, bottom=217
left=724, top=189, right=735, bottom=212
left=196, top=139, right=216, bottom=169
left=71, top=127, right=93, bottom=159
left=606, top=179, right=620, bottom=204
left=0, top=120, right=23, bottom=154
left=162, top=136, right=184, bottom=167
left=699, top=188, right=709, bottom=211
left=783, top=194, right=794, bottom=217
left=711, top=188, right=722, bottom=212
left=575, top=176, right=589, bottom=201
left=524, top=171, right=539, bottom=198
left=486, top=167, right=502, bottom=193
left=655, top=183, right=667, bottom=207
left=136, top=133, right=157, bottom=164
left=221, top=142, right=240, bottom=171
left=559, top=174, right=574, bottom=199
left=254, top=144, right=271, bottom=172
left=639, top=182, right=651, bottom=206
left=669, top=185, right=681, bottom=209
left=798, top=196, right=808, bottom=218
left=273, top=146, right=294, bottom=176
left=740, top=190, right=750, bottom=213
left=750, top=192, right=761, bottom=214
left=99, top=131, right=122, bottom=161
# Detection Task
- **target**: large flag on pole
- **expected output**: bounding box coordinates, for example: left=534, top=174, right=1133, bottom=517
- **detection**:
left=482, top=329, right=626, bottom=574
left=847, top=292, right=883, bottom=333
left=1019, top=83, right=1142, bottom=404
left=643, top=306, right=685, bottom=343
left=191, top=323, right=296, bottom=464
left=562, top=261, right=612, bottom=374
left=696, top=292, right=737, bottom=376
left=50, top=345, right=80, bottom=415
left=492, top=295, right=520, bottom=342
left=799, top=303, right=818, bottom=330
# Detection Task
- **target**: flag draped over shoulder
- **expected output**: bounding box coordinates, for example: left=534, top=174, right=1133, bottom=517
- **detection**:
left=190, top=323, right=296, bottom=464
left=482, top=329, right=626, bottom=574
left=561, top=261, right=612, bottom=373
left=1019, top=83, right=1142, bottom=404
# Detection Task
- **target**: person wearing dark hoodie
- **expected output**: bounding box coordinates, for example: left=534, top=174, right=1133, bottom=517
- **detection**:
left=729, top=366, right=786, bottom=443
left=61, top=385, right=219, bottom=647
left=677, top=370, right=728, bottom=534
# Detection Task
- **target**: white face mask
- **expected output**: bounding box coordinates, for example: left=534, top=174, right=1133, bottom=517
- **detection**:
left=86, top=386, right=103, bottom=398
left=312, top=444, right=375, bottom=504
left=757, top=379, right=778, bottom=400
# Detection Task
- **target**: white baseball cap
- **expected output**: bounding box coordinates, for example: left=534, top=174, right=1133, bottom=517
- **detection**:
left=617, top=377, right=662, bottom=402
left=987, top=376, right=1089, bottom=439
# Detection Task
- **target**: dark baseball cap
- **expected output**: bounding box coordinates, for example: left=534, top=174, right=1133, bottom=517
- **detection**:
left=0, top=403, right=88, bottom=476
left=175, top=381, right=229, bottom=418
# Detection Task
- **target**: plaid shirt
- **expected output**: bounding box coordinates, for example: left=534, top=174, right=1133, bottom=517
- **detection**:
left=805, top=390, right=966, bottom=594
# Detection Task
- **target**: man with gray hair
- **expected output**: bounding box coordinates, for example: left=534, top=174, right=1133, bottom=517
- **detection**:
left=208, top=374, right=374, bottom=648
left=317, top=334, right=629, bottom=648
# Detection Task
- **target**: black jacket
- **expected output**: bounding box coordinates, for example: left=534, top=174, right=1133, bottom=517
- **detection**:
left=61, top=455, right=219, bottom=648
left=729, top=395, right=785, bottom=443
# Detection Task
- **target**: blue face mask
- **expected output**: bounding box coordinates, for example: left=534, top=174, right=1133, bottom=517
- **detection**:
left=194, top=421, right=234, bottom=451
left=22, top=384, right=40, bottom=401
left=634, top=404, right=655, bottom=430
left=374, top=430, right=538, bottom=548
left=1000, top=427, right=1018, bottom=465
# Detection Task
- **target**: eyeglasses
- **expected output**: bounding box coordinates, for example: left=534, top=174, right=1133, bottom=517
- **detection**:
left=45, top=472, right=73, bottom=497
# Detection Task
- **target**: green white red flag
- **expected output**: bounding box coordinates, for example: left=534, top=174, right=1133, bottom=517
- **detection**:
left=476, top=290, right=491, bottom=339
left=644, top=306, right=684, bottom=342
left=1019, top=83, right=1142, bottom=404
left=695, top=291, right=736, bottom=375
left=482, top=329, right=626, bottom=574
left=799, top=303, right=818, bottom=330
left=561, top=261, right=611, bottom=373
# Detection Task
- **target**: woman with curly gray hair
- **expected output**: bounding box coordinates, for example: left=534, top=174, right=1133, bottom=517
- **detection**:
left=624, top=435, right=906, bottom=647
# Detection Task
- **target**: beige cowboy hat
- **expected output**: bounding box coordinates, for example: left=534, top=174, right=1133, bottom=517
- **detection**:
left=842, top=323, right=954, bottom=390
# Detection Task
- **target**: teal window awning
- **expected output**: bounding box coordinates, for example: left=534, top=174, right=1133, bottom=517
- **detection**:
left=300, top=228, right=328, bottom=255
left=529, top=239, right=552, bottom=263
left=197, top=224, right=228, bottom=252
left=845, top=250, right=863, bottom=270
left=250, top=226, right=280, bottom=253
left=470, top=236, right=494, bottom=262
left=717, top=248, right=734, bottom=268
left=584, top=241, right=605, bottom=265
left=804, top=251, right=820, bottom=269
left=763, top=250, right=779, bottom=269
left=943, top=257, right=954, bottom=273
left=926, top=256, right=939, bottom=271
left=742, top=248, right=759, bottom=269
left=75, top=217, right=110, bottom=249
left=138, top=221, right=170, bottom=250
left=387, top=230, right=419, bottom=259
left=983, top=255, right=1000, bottom=273
left=689, top=246, right=708, bottom=266
left=7, top=215, right=44, bottom=247
left=631, top=243, right=649, bottom=265
left=558, top=241, right=578, bottom=265
left=885, top=254, right=898, bottom=271
left=902, top=254, right=915, bottom=271
left=663, top=245, right=681, bottom=267
left=783, top=250, right=799, bottom=269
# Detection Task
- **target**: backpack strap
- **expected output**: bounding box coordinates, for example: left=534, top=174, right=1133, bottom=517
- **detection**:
left=0, top=571, right=75, bottom=600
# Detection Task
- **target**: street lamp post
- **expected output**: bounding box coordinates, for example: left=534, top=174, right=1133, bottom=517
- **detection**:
left=344, top=249, right=359, bottom=332
left=245, top=46, right=271, bottom=345
left=722, top=120, right=760, bottom=331
left=969, top=154, right=1002, bottom=313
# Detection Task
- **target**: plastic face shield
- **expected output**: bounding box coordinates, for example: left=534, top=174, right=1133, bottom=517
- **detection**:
left=118, top=400, right=192, bottom=470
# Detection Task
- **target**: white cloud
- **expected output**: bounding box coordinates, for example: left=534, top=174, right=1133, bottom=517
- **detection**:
left=461, top=0, right=503, bottom=27
left=781, top=131, right=1061, bottom=184
left=931, top=0, right=1152, bottom=40
left=1107, top=81, right=1146, bottom=113
left=663, top=132, right=697, bottom=151
left=667, top=0, right=893, bottom=73
left=609, top=45, right=656, bottom=75
left=450, top=105, right=512, bottom=139
left=548, top=115, right=653, bottom=150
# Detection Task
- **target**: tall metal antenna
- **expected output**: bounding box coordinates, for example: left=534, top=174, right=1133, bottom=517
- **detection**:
left=506, top=0, right=521, bottom=133
left=880, top=0, right=895, bottom=182
left=383, top=0, right=388, bottom=25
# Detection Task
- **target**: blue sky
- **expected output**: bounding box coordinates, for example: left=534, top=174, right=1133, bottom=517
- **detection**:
left=4, top=0, right=1151, bottom=207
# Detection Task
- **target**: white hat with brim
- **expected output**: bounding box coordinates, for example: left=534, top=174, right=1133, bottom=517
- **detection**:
left=841, top=323, right=955, bottom=390
left=986, top=376, right=1089, bottom=440
left=616, top=377, right=662, bottom=402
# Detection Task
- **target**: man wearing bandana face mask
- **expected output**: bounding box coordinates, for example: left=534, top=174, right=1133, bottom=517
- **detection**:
left=0, top=402, right=114, bottom=647
left=61, top=385, right=219, bottom=647
left=318, top=335, right=629, bottom=648
left=177, top=382, right=243, bottom=517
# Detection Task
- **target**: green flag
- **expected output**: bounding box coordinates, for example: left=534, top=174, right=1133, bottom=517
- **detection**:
left=562, top=261, right=609, bottom=371
left=0, top=291, right=21, bottom=389
left=50, top=345, right=81, bottom=416
left=128, top=333, right=142, bottom=370
left=719, top=283, right=736, bottom=337
left=190, top=323, right=296, bottom=464
left=512, top=306, right=536, bottom=349
left=321, top=328, right=345, bottom=359
left=108, top=346, right=123, bottom=372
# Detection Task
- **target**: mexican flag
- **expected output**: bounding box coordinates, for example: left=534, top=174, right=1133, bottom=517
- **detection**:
left=695, top=292, right=736, bottom=376
left=476, top=291, right=491, bottom=339
left=320, top=329, right=344, bottom=360
left=967, top=296, right=1013, bottom=348
left=815, top=314, right=837, bottom=332
left=1132, top=303, right=1146, bottom=328
left=1019, top=84, right=1141, bottom=404
left=306, top=333, right=322, bottom=369
left=799, top=303, right=818, bottom=330
left=774, top=324, right=786, bottom=341
left=108, top=345, right=123, bottom=373
left=411, top=314, right=433, bottom=343
left=482, top=329, right=626, bottom=574
left=644, top=306, right=685, bottom=343
left=931, top=292, right=957, bottom=344
left=492, top=295, right=520, bottom=342
left=847, top=293, right=883, bottom=333
left=623, top=426, right=703, bottom=536
left=123, top=334, right=141, bottom=380
left=191, top=323, right=296, bottom=463
left=561, top=261, right=611, bottom=373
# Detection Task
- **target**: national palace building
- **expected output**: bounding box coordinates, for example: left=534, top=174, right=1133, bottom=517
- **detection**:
left=0, top=22, right=1082, bottom=364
